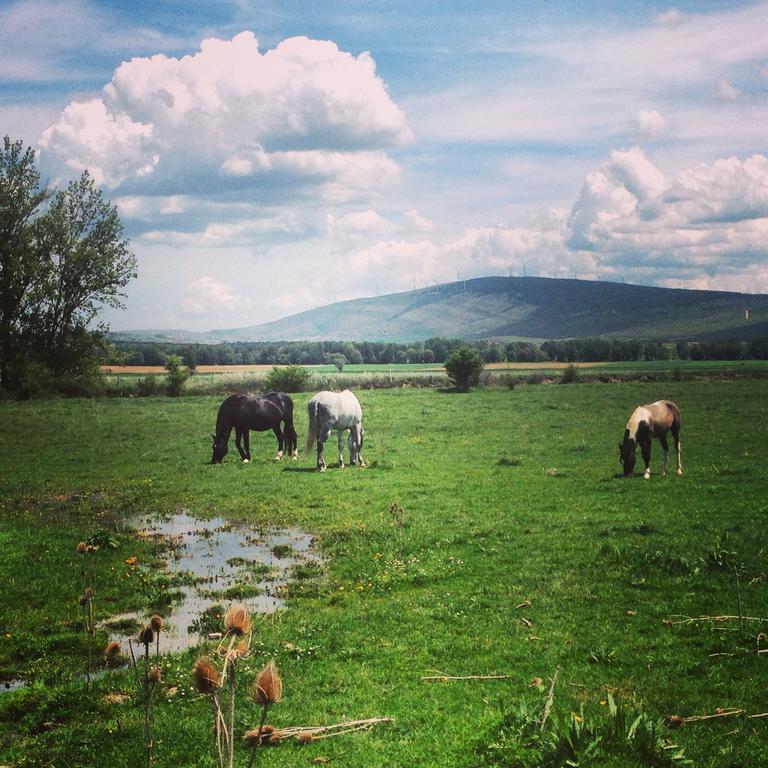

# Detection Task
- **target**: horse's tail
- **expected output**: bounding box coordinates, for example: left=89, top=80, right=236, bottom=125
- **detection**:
left=281, top=395, right=298, bottom=454
left=306, top=399, right=319, bottom=455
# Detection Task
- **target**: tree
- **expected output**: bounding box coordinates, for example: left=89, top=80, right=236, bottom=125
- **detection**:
left=0, top=137, right=136, bottom=395
left=30, top=172, right=136, bottom=377
left=327, top=353, right=346, bottom=371
left=0, top=137, right=50, bottom=390
left=445, top=346, right=484, bottom=391
left=165, top=354, right=190, bottom=396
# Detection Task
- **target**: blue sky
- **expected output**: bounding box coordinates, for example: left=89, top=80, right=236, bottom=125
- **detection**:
left=2, top=0, right=768, bottom=331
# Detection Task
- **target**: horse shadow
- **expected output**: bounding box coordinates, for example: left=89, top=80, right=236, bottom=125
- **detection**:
left=281, top=466, right=320, bottom=474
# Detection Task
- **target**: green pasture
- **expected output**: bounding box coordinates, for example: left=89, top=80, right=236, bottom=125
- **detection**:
left=1, top=380, right=768, bottom=766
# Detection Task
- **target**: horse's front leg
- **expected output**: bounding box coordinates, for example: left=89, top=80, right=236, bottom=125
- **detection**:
left=273, top=426, right=284, bottom=461
left=235, top=428, right=249, bottom=462
left=242, top=430, right=251, bottom=463
left=640, top=436, right=652, bottom=479
left=337, top=430, right=345, bottom=469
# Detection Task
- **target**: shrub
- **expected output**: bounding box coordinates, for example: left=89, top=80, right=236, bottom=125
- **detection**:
left=265, top=365, right=311, bottom=393
left=445, top=346, right=484, bottom=391
left=137, top=376, right=160, bottom=397
left=560, top=363, right=580, bottom=384
left=164, top=355, right=190, bottom=396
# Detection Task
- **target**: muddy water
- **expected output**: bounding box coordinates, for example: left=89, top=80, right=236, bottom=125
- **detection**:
left=104, top=511, right=320, bottom=654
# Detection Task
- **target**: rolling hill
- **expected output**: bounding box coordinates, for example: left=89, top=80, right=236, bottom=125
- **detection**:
left=112, top=276, right=768, bottom=343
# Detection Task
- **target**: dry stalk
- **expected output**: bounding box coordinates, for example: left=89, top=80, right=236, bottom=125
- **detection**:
left=539, top=666, right=560, bottom=731
left=420, top=671, right=514, bottom=682
left=267, top=717, right=395, bottom=742
left=212, top=691, right=226, bottom=768
left=681, top=708, right=745, bottom=723
left=671, top=615, right=768, bottom=625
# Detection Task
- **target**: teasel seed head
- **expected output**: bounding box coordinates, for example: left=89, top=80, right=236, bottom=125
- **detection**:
left=193, top=656, right=221, bottom=694
left=665, top=714, right=684, bottom=729
left=150, top=614, right=164, bottom=632
left=224, top=603, right=252, bottom=636
left=138, top=625, right=154, bottom=646
left=296, top=731, right=314, bottom=745
left=243, top=725, right=274, bottom=745
left=104, top=640, right=124, bottom=668
left=147, top=666, right=162, bottom=684
left=77, top=541, right=87, bottom=554
left=251, top=659, right=282, bottom=705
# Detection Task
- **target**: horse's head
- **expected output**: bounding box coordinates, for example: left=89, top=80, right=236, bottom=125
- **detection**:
left=618, top=433, right=636, bottom=477
left=210, top=433, right=228, bottom=464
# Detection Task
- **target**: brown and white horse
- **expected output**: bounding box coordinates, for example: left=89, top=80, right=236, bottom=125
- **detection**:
left=619, top=400, right=682, bottom=479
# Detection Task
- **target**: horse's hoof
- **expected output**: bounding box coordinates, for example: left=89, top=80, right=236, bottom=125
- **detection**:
left=643, top=473, right=650, bottom=480
left=292, top=454, right=298, bottom=461
left=243, top=459, right=251, bottom=464
left=677, top=469, right=683, bottom=475
left=319, top=466, right=326, bottom=473
left=275, top=452, right=283, bottom=461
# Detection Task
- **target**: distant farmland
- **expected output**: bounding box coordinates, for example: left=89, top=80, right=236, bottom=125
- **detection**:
left=99, top=361, right=605, bottom=376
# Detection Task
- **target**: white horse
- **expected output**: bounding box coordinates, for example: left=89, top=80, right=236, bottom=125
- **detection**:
left=306, top=390, right=365, bottom=472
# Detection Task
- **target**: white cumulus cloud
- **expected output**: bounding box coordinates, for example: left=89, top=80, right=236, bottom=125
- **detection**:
left=566, top=148, right=768, bottom=288
left=633, top=109, right=669, bottom=140
left=181, top=275, right=251, bottom=316
left=38, top=31, right=412, bottom=204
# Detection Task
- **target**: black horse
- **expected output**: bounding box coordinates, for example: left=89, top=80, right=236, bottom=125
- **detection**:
left=210, top=392, right=298, bottom=464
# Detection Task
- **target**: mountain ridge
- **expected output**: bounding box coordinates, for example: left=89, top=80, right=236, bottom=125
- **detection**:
left=110, top=276, right=768, bottom=344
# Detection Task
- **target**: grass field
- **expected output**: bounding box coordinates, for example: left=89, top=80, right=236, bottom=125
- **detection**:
left=1, top=380, right=768, bottom=766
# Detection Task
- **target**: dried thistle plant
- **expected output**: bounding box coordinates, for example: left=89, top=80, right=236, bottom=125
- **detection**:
left=194, top=656, right=222, bottom=695
left=224, top=603, right=252, bottom=636
left=194, top=656, right=227, bottom=767
left=150, top=614, right=164, bottom=661
left=139, top=619, right=163, bottom=768
left=104, top=640, right=124, bottom=669
left=246, top=660, right=283, bottom=768
left=251, top=660, right=282, bottom=706
left=76, top=543, right=96, bottom=687
left=204, top=603, right=256, bottom=768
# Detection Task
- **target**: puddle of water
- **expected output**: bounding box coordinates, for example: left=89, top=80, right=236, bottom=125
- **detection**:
left=104, top=511, right=321, bottom=654
left=0, top=510, right=320, bottom=693
left=1, top=679, right=28, bottom=692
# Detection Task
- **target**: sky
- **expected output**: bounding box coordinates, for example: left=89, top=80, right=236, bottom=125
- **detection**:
left=2, top=0, right=768, bottom=332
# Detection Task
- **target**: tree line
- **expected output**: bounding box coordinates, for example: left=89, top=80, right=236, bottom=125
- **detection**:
left=106, top=335, right=768, bottom=369
left=106, top=338, right=548, bottom=368
left=1, top=137, right=136, bottom=398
